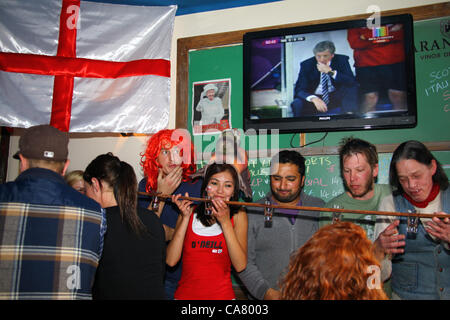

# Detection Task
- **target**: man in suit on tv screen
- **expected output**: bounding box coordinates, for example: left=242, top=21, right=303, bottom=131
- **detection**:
left=291, top=40, right=358, bottom=117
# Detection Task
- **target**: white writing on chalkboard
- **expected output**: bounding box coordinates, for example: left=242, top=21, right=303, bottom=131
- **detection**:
left=248, top=155, right=344, bottom=202
left=429, top=66, right=450, bottom=83
left=425, top=66, right=450, bottom=113
left=424, top=80, right=448, bottom=97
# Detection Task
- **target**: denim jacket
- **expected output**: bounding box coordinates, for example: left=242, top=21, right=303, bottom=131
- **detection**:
left=392, top=188, right=450, bottom=299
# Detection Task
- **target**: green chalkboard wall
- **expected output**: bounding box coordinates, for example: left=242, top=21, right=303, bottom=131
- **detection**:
left=188, top=16, right=450, bottom=202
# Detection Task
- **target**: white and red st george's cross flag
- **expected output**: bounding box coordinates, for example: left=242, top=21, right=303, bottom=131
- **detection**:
left=0, top=0, right=176, bottom=133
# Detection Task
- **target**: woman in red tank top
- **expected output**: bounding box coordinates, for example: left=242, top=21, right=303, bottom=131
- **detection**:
left=167, top=163, right=248, bottom=300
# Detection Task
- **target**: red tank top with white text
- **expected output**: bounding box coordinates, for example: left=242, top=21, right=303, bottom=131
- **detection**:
left=174, top=213, right=235, bottom=300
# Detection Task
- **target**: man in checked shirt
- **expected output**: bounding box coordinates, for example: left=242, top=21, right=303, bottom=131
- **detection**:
left=0, top=125, right=105, bottom=300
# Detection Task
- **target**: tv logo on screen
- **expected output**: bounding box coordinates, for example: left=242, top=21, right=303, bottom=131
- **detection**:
left=368, top=25, right=395, bottom=43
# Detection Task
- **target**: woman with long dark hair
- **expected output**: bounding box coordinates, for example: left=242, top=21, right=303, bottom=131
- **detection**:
left=84, top=153, right=166, bottom=299
left=167, top=163, right=248, bottom=300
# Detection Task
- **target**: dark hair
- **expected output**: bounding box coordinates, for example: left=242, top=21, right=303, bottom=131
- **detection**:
left=339, top=137, right=378, bottom=177
left=271, top=150, right=306, bottom=177
left=84, top=152, right=147, bottom=236
left=389, top=140, right=448, bottom=195
left=197, top=163, right=240, bottom=227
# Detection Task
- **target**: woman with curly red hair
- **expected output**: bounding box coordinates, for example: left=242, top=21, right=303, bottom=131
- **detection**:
left=138, top=128, right=202, bottom=299
left=280, top=222, right=388, bottom=300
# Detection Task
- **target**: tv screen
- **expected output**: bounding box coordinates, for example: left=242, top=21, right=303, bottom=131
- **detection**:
left=243, top=14, right=417, bottom=134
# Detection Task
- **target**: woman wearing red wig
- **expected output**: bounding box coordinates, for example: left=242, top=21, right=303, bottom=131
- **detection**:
left=280, top=222, right=388, bottom=300
left=138, top=129, right=202, bottom=299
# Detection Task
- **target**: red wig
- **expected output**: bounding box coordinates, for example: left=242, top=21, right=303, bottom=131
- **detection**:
left=280, top=222, right=388, bottom=300
left=140, top=129, right=196, bottom=191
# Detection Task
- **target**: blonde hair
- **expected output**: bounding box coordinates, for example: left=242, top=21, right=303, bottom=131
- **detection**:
left=64, top=169, right=85, bottom=191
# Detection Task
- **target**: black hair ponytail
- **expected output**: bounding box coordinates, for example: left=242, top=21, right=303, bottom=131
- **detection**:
left=84, top=153, right=147, bottom=237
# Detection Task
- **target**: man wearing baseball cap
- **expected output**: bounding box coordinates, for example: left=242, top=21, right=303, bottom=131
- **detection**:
left=0, top=125, right=105, bottom=300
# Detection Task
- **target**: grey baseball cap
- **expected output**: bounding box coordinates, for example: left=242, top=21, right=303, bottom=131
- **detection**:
left=13, top=125, right=69, bottom=161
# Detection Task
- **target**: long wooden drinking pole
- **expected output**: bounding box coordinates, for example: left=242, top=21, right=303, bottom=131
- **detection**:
left=138, top=192, right=449, bottom=219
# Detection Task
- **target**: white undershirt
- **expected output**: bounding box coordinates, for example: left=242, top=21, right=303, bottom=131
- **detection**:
left=192, top=213, right=223, bottom=236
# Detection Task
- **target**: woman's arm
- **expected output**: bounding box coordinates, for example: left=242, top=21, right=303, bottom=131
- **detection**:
left=229, top=208, right=248, bottom=272
left=166, top=193, right=193, bottom=267
left=213, top=200, right=248, bottom=272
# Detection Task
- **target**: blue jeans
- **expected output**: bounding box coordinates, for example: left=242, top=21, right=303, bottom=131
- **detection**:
left=164, top=278, right=178, bottom=300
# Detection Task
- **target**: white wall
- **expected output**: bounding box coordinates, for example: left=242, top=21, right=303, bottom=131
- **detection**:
left=6, top=0, right=447, bottom=182
left=6, top=130, right=151, bottom=182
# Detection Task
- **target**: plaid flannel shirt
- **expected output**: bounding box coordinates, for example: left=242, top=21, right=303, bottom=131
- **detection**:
left=0, top=168, right=105, bottom=300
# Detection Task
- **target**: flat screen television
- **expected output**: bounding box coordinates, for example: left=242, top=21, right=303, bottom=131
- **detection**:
left=243, top=14, right=417, bottom=134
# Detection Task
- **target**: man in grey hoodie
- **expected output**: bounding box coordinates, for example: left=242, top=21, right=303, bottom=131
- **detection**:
left=238, top=150, right=324, bottom=300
